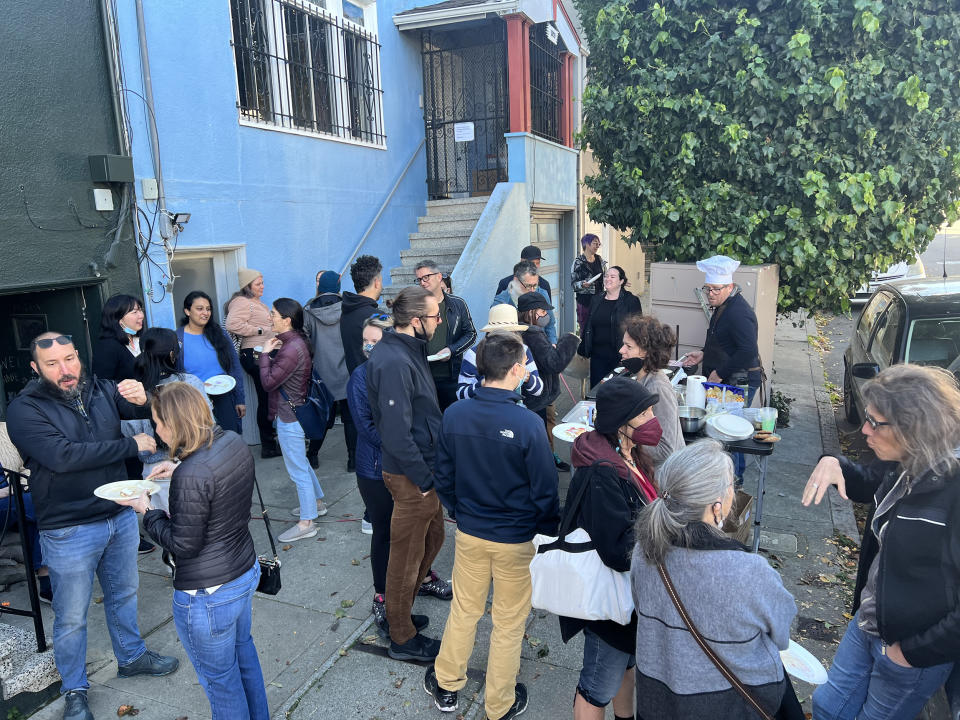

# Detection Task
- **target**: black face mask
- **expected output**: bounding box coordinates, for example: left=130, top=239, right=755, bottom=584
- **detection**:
left=414, top=325, right=427, bottom=341
left=622, top=357, right=646, bottom=374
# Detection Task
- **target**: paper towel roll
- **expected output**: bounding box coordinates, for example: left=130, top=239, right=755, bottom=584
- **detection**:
left=686, top=375, right=707, bottom=409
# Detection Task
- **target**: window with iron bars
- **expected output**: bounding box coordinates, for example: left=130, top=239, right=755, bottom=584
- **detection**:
left=529, top=23, right=563, bottom=145
left=230, top=0, right=386, bottom=146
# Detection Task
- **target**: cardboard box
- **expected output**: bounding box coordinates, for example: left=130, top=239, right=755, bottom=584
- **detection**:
left=723, top=490, right=755, bottom=545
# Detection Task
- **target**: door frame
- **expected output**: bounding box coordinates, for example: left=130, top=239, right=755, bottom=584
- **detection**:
left=170, top=244, right=248, bottom=323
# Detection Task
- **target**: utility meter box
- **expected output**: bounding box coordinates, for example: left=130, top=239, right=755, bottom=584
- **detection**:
left=88, top=154, right=134, bottom=184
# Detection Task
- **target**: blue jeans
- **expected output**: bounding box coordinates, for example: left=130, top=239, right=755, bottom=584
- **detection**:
left=39, top=508, right=146, bottom=692
left=734, top=384, right=760, bottom=481
left=813, top=615, right=953, bottom=720
left=172, top=563, right=269, bottom=720
left=277, top=418, right=324, bottom=520
left=577, top=628, right=635, bottom=707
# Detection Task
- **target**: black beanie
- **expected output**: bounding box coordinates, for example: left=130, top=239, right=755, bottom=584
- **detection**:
left=594, top=377, right=659, bottom=433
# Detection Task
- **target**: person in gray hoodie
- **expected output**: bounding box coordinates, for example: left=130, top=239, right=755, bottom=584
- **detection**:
left=304, top=270, right=357, bottom=472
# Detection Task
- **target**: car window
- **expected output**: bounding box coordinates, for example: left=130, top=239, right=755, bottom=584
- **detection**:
left=857, top=292, right=891, bottom=348
left=870, top=300, right=903, bottom=369
left=906, top=319, right=960, bottom=370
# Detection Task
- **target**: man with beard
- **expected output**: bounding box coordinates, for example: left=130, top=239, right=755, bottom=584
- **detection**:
left=365, top=287, right=446, bottom=662
left=7, top=332, right=179, bottom=720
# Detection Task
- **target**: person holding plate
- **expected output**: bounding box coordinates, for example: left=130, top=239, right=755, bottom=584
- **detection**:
left=7, top=332, right=178, bottom=720
left=118, top=382, right=269, bottom=720
left=802, top=364, right=960, bottom=720
left=632, top=440, right=800, bottom=719
left=177, top=290, right=245, bottom=434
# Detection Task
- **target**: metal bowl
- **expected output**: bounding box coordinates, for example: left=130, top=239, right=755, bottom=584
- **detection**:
left=678, top=405, right=707, bottom=434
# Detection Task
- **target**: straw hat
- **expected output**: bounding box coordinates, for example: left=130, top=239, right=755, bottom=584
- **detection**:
left=481, top=303, right=528, bottom=332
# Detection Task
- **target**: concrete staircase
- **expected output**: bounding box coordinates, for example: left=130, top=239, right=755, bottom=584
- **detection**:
left=0, top=622, right=58, bottom=706
left=383, top=196, right=488, bottom=304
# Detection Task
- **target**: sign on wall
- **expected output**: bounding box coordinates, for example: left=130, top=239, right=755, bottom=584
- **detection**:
left=453, top=122, right=475, bottom=142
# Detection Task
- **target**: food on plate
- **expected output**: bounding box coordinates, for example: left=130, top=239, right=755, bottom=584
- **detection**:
left=564, top=425, right=589, bottom=440
left=706, top=386, right=745, bottom=401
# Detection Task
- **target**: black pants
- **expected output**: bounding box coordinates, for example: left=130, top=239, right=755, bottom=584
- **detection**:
left=307, top=399, right=357, bottom=461
left=433, top=375, right=459, bottom=412
left=210, top=391, right=242, bottom=434
left=590, top=350, right=620, bottom=388
left=239, top=349, right=273, bottom=444
left=356, top=474, right=392, bottom=594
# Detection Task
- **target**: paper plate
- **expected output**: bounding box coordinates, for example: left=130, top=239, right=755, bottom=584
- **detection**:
left=204, top=374, right=237, bottom=395
left=712, top=414, right=754, bottom=438
left=552, top=422, right=591, bottom=443
left=94, top=479, right=160, bottom=502
left=780, top=639, right=828, bottom=685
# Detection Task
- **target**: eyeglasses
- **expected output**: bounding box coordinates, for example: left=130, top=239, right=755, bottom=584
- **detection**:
left=419, top=313, right=442, bottom=322
left=520, top=279, right=539, bottom=291
left=701, top=285, right=728, bottom=295
left=416, top=272, right=441, bottom=285
left=863, top=411, right=891, bottom=431
left=31, top=334, right=73, bottom=350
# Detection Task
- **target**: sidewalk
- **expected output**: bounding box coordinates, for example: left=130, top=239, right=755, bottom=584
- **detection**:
left=1, top=315, right=860, bottom=719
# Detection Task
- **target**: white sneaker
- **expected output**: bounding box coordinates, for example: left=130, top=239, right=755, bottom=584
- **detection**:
left=277, top=522, right=317, bottom=543
left=361, top=519, right=373, bottom=535
left=290, top=500, right=329, bottom=518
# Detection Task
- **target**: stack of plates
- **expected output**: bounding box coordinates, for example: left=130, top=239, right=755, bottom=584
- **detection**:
left=705, top=414, right=754, bottom=442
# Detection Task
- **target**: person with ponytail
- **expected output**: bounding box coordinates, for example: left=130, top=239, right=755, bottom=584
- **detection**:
left=632, top=440, right=800, bottom=720
left=259, top=298, right=328, bottom=543
left=560, top=377, right=659, bottom=720
left=177, top=291, right=245, bottom=434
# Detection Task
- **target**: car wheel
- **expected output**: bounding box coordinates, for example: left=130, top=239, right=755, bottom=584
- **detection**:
left=843, top=364, right=859, bottom=425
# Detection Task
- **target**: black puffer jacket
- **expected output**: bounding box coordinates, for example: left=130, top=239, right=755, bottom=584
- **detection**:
left=521, top=325, right=579, bottom=413
left=143, top=429, right=256, bottom=591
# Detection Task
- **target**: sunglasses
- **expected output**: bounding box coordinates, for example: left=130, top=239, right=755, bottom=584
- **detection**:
left=863, top=411, right=891, bottom=431
left=31, top=334, right=73, bottom=350
left=369, top=313, right=391, bottom=322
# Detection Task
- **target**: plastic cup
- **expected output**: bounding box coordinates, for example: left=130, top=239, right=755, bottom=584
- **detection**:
left=759, top=407, right=778, bottom=432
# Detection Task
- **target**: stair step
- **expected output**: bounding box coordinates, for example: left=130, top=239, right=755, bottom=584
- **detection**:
left=417, top=215, right=480, bottom=233
left=426, top=197, right=489, bottom=217
left=407, top=237, right=470, bottom=252
left=409, top=229, right=473, bottom=241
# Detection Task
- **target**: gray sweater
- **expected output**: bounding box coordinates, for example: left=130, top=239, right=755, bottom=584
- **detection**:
left=631, top=535, right=796, bottom=719
left=636, top=370, right=684, bottom=467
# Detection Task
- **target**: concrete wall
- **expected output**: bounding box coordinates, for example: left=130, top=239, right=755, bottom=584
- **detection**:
left=451, top=183, right=530, bottom=325
left=505, top=132, right=578, bottom=208
left=0, top=1, right=141, bottom=296
left=115, top=0, right=431, bottom=328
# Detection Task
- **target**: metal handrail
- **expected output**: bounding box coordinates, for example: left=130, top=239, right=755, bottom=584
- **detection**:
left=0, top=467, right=46, bottom=652
left=340, top=139, right=426, bottom=277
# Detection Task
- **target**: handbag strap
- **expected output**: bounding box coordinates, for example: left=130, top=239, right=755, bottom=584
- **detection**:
left=656, top=561, right=774, bottom=720
left=251, top=472, right=279, bottom=561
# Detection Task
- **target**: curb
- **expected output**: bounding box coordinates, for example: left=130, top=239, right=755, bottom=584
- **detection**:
left=807, top=321, right=861, bottom=546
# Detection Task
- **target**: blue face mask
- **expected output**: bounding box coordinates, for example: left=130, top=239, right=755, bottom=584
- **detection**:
left=362, top=342, right=376, bottom=357
left=121, top=324, right=138, bottom=336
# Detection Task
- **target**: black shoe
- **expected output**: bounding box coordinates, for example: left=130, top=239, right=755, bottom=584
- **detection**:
left=373, top=596, right=429, bottom=639
left=38, top=575, right=53, bottom=605
left=553, top=454, right=571, bottom=472
left=487, top=683, right=528, bottom=720
left=307, top=454, right=319, bottom=469
left=63, top=690, right=93, bottom=720
left=388, top=632, right=441, bottom=662
left=418, top=570, right=453, bottom=600
left=424, top=665, right=458, bottom=713
left=138, top=536, right=155, bottom=554
left=261, top=441, right=282, bottom=459
left=117, top=649, right=179, bottom=678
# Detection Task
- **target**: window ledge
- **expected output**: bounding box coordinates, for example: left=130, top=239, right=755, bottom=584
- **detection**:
left=238, top=118, right=388, bottom=151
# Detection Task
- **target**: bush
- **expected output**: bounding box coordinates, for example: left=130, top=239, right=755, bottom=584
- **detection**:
left=577, top=0, right=960, bottom=312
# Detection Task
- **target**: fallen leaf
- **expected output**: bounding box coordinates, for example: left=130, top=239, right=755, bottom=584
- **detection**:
left=527, top=636, right=542, bottom=647
left=282, top=544, right=293, bottom=551
left=842, top=612, right=853, bottom=620
left=95, top=597, right=104, bottom=604
left=117, top=705, right=139, bottom=716
left=351, top=558, right=361, bottom=566
left=269, top=681, right=283, bottom=688
left=339, top=648, right=348, bottom=656
left=536, top=645, right=549, bottom=658
left=335, top=609, right=346, bottom=619
left=361, top=635, right=379, bottom=645
left=340, top=599, right=355, bottom=608
left=394, top=677, right=405, bottom=688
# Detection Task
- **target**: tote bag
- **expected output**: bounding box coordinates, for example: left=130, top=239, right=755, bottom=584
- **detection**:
left=530, top=462, right=635, bottom=625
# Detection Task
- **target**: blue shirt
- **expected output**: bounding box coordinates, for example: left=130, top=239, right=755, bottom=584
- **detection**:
left=181, top=332, right=225, bottom=381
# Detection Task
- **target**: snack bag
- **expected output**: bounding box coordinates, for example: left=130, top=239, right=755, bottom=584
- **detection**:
left=703, top=382, right=745, bottom=415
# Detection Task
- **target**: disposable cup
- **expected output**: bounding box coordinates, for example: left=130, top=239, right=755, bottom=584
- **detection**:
left=759, top=407, right=778, bottom=432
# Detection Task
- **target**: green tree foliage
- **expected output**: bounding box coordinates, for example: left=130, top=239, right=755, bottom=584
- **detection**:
left=577, top=0, right=960, bottom=311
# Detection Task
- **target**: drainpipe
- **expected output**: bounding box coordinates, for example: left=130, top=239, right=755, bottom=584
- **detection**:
left=135, top=0, right=172, bottom=239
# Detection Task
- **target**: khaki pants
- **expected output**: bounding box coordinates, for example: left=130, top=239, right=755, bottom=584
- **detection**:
left=545, top=403, right=557, bottom=452
left=435, top=530, right=535, bottom=720
left=382, top=471, right=445, bottom=645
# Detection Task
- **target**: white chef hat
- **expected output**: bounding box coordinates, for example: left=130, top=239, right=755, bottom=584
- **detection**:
left=696, top=255, right=740, bottom=284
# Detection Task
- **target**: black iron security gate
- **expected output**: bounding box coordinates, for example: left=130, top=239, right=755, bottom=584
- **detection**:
left=421, top=23, right=509, bottom=200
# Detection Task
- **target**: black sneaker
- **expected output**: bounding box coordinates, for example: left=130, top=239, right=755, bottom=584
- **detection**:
left=63, top=690, right=93, bottom=720
left=372, top=596, right=429, bottom=638
left=424, top=665, right=458, bottom=713
left=487, top=683, right=528, bottom=720
left=261, top=441, right=282, bottom=459
left=418, top=570, right=453, bottom=600
left=307, top=454, right=319, bottom=469
left=388, top=632, right=441, bottom=662
left=117, top=649, right=179, bottom=678
left=138, top=536, right=155, bottom=554
left=553, top=454, right=571, bottom=472
left=38, top=574, right=53, bottom=605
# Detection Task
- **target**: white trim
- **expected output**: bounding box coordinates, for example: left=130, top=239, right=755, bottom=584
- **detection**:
left=895, top=514, right=947, bottom=527
left=238, top=118, right=388, bottom=150
left=393, top=0, right=520, bottom=29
